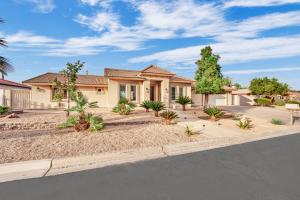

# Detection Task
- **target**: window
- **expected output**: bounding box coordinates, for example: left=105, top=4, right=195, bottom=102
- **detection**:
left=52, top=88, right=67, bottom=100
left=130, top=85, right=136, bottom=101
left=179, top=87, right=183, bottom=97
left=171, top=87, right=176, bottom=100
left=120, top=84, right=126, bottom=99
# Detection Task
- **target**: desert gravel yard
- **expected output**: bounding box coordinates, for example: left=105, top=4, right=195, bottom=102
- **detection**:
left=1, top=107, right=299, bottom=164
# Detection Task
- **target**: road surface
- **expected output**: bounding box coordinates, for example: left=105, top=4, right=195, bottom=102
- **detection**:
left=1, top=133, right=300, bottom=200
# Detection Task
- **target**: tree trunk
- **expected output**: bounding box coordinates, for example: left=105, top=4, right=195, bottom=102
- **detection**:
left=182, top=104, right=186, bottom=111
left=146, top=108, right=149, bottom=112
left=203, top=94, right=209, bottom=110
left=67, top=92, right=70, bottom=117
left=155, top=111, right=159, bottom=117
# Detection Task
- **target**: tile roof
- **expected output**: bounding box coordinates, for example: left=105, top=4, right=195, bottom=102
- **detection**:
left=23, top=73, right=107, bottom=85
left=104, top=68, right=141, bottom=78
left=170, top=75, right=194, bottom=83
left=0, top=79, right=31, bottom=89
left=141, top=65, right=175, bottom=75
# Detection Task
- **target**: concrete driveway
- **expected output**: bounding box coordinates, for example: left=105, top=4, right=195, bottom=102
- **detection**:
left=0, top=133, right=300, bottom=200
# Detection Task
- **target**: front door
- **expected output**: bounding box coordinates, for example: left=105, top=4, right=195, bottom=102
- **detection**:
left=150, top=86, right=155, bottom=101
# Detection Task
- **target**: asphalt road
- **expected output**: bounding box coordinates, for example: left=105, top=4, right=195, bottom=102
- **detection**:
left=1, top=133, right=300, bottom=200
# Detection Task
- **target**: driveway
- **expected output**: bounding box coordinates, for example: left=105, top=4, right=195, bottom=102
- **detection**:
left=1, top=133, right=300, bottom=200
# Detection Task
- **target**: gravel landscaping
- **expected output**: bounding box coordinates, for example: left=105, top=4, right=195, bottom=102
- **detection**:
left=1, top=106, right=299, bottom=164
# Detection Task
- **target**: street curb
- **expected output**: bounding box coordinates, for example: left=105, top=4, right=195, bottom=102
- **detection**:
left=0, top=159, right=52, bottom=183
left=0, top=130, right=299, bottom=183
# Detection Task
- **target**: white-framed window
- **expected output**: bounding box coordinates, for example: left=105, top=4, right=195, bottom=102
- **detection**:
left=130, top=85, right=137, bottom=101
left=171, top=87, right=176, bottom=100
left=52, top=87, right=67, bottom=100
left=179, top=87, right=183, bottom=97
left=119, top=84, right=126, bottom=99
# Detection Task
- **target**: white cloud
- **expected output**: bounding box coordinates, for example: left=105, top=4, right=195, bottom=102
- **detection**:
left=224, top=67, right=300, bottom=75
left=223, top=0, right=300, bottom=8
left=129, top=35, right=300, bottom=66
left=17, top=0, right=55, bottom=13
left=5, top=31, right=59, bottom=46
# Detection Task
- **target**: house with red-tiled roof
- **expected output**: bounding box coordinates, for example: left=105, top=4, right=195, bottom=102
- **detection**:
left=23, top=65, right=194, bottom=108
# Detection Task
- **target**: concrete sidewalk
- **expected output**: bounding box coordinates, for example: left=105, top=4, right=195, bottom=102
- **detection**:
left=1, top=129, right=299, bottom=183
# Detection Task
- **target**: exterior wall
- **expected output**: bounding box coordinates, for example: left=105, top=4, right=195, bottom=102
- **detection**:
left=107, top=79, right=142, bottom=108
left=169, top=83, right=192, bottom=108
left=30, top=85, right=108, bottom=109
left=191, top=93, right=235, bottom=106
left=0, top=85, right=30, bottom=108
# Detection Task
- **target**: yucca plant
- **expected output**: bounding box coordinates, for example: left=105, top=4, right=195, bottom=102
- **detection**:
left=175, top=96, right=192, bottom=111
left=204, top=107, right=224, bottom=121
left=150, top=101, right=166, bottom=117
left=237, top=117, right=253, bottom=129
left=141, top=100, right=152, bottom=112
left=160, top=110, right=178, bottom=125
left=185, top=125, right=197, bottom=136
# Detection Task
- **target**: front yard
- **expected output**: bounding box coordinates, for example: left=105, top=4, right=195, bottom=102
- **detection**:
left=0, top=106, right=299, bottom=164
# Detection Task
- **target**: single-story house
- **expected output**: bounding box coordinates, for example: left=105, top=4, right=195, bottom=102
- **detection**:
left=0, top=79, right=31, bottom=110
left=23, top=65, right=238, bottom=109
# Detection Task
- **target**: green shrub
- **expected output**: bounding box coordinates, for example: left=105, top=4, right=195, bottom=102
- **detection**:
left=286, top=100, right=300, bottom=105
left=255, top=98, right=272, bottom=106
left=274, top=99, right=285, bottom=106
left=175, top=96, right=192, bottom=111
left=204, top=107, right=224, bottom=120
left=0, top=106, right=9, bottom=114
left=113, top=98, right=135, bottom=115
left=160, top=110, right=178, bottom=124
left=237, top=118, right=253, bottom=129
left=58, top=116, right=78, bottom=129
left=141, top=100, right=152, bottom=112
left=86, top=113, right=104, bottom=131
left=271, top=118, right=285, bottom=125
left=149, top=101, right=165, bottom=117
left=185, top=126, right=197, bottom=136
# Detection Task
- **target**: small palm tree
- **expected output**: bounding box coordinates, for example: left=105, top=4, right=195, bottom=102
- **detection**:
left=175, top=96, right=192, bottom=111
left=141, top=100, right=152, bottom=112
left=160, top=110, right=178, bottom=124
left=69, top=93, right=99, bottom=131
left=0, top=19, right=14, bottom=79
left=150, top=101, right=165, bottom=117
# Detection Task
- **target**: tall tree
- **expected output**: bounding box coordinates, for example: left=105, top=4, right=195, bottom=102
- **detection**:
left=195, top=46, right=227, bottom=107
left=249, top=77, right=289, bottom=97
left=53, top=61, right=84, bottom=116
left=0, top=19, right=14, bottom=79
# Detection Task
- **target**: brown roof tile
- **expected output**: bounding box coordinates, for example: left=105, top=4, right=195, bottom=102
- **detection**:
left=23, top=73, right=107, bottom=85
left=104, top=68, right=141, bottom=78
left=141, top=65, right=175, bottom=75
left=170, top=76, right=194, bottom=83
left=0, top=79, right=31, bottom=89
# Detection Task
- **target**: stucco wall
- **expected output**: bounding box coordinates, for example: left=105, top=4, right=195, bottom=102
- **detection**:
left=191, top=93, right=235, bottom=106
left=169, top=83, right=192, bottom=108
left=30, top=85, right=108, bottom=109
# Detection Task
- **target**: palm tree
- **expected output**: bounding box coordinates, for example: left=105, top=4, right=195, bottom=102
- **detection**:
left=149, top=101, right=165, bottom=117
left=0, top=18, right=14, bottom=79
left=175, top=96, right=192, bottom=111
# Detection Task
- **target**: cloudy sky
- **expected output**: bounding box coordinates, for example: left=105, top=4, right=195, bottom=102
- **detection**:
left=1, top=0, right=300, bottom=89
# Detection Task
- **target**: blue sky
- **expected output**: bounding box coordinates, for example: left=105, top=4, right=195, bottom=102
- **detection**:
left=1, top=0, right=300, bottom=89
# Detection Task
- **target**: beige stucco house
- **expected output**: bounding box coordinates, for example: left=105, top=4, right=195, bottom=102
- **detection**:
left=23, top=65, right=194, bottom=109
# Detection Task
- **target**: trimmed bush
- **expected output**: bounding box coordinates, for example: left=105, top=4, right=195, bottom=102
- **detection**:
left=0, top=106, right=9, bottom=115
left=141, top=100, right=152, bottom=112
left=274, top=99, right=285, bottom=106
left=175, top=96, right=192, bottom=111
left=286, top=100, right=300, bottom=105
left=271, top=118, right=285, bottom=125
left=160, top=110, right=178, bottom=124
left=255, top=97, right=272, bottom=106
left=204, top=107, right=224, bottom=120
left=149, top=101, right=165, bottom=117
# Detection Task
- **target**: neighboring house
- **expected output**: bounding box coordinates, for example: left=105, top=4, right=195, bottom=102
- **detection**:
left=22, top=65, right=239, bottom=109
left=0, top=79, right=31, bottom=110
left=288, top=90, right=300, bottom=101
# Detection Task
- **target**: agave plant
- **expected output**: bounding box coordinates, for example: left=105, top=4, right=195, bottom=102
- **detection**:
left=150, top=101, right=166, bottom=117
left=160, top=110, right=178, bottom=124
left=204, top=106, right=224, bottom=121
left=237, top=117, right=253, bottom=129
left=141, top=100, right=152, bottom=112
left=175, top=96, right=192, bottom=111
